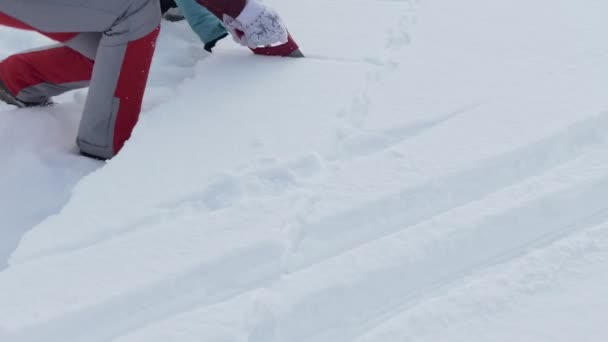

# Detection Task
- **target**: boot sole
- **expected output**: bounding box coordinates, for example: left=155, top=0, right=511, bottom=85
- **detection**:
left=0, top=81, right=26, bottom=108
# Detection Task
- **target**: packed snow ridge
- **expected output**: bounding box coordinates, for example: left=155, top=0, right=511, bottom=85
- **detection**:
left=2, top=0, right=608, bottom=341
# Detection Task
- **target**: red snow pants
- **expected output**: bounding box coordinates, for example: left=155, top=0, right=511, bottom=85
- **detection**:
left=0, top=0, right=161, bottom=159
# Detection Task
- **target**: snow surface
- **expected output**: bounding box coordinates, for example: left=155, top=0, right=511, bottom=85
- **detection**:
left=2, top=0, right=608, bottom=341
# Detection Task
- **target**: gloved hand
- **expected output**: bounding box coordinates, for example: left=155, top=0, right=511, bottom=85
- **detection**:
left=161, top=0, right=185, bottom=21
left=160, top=0, right=178, bottom=15
left=204, top=32, right=228, bottom=52
left=163, top=7, right=186, bottom=22
left=223, top=0, right=288, bottom=49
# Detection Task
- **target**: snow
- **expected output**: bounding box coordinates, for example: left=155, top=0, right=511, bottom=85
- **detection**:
left=2, top=0, right=608, bottom=341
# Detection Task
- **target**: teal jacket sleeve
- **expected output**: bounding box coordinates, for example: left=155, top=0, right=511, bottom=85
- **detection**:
left=174, top=0, right=228, bottom=45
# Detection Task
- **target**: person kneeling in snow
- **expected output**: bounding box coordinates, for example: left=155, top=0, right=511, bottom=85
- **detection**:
left=0, top=0, right=299, bottom=160
left=0, top=0, right=161, bottom=159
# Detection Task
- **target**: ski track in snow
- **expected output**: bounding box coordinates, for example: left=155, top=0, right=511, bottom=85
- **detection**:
left=2, top=0, right=608, bottom=341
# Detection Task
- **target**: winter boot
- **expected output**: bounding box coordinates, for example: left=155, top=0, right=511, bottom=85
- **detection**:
left=0, top=78, right=52, bottom=108
left=0, top=78, right=26, bottom=108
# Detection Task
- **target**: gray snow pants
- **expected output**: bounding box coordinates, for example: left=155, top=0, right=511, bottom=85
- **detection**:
left=0, top=0, right=161, bottom=159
